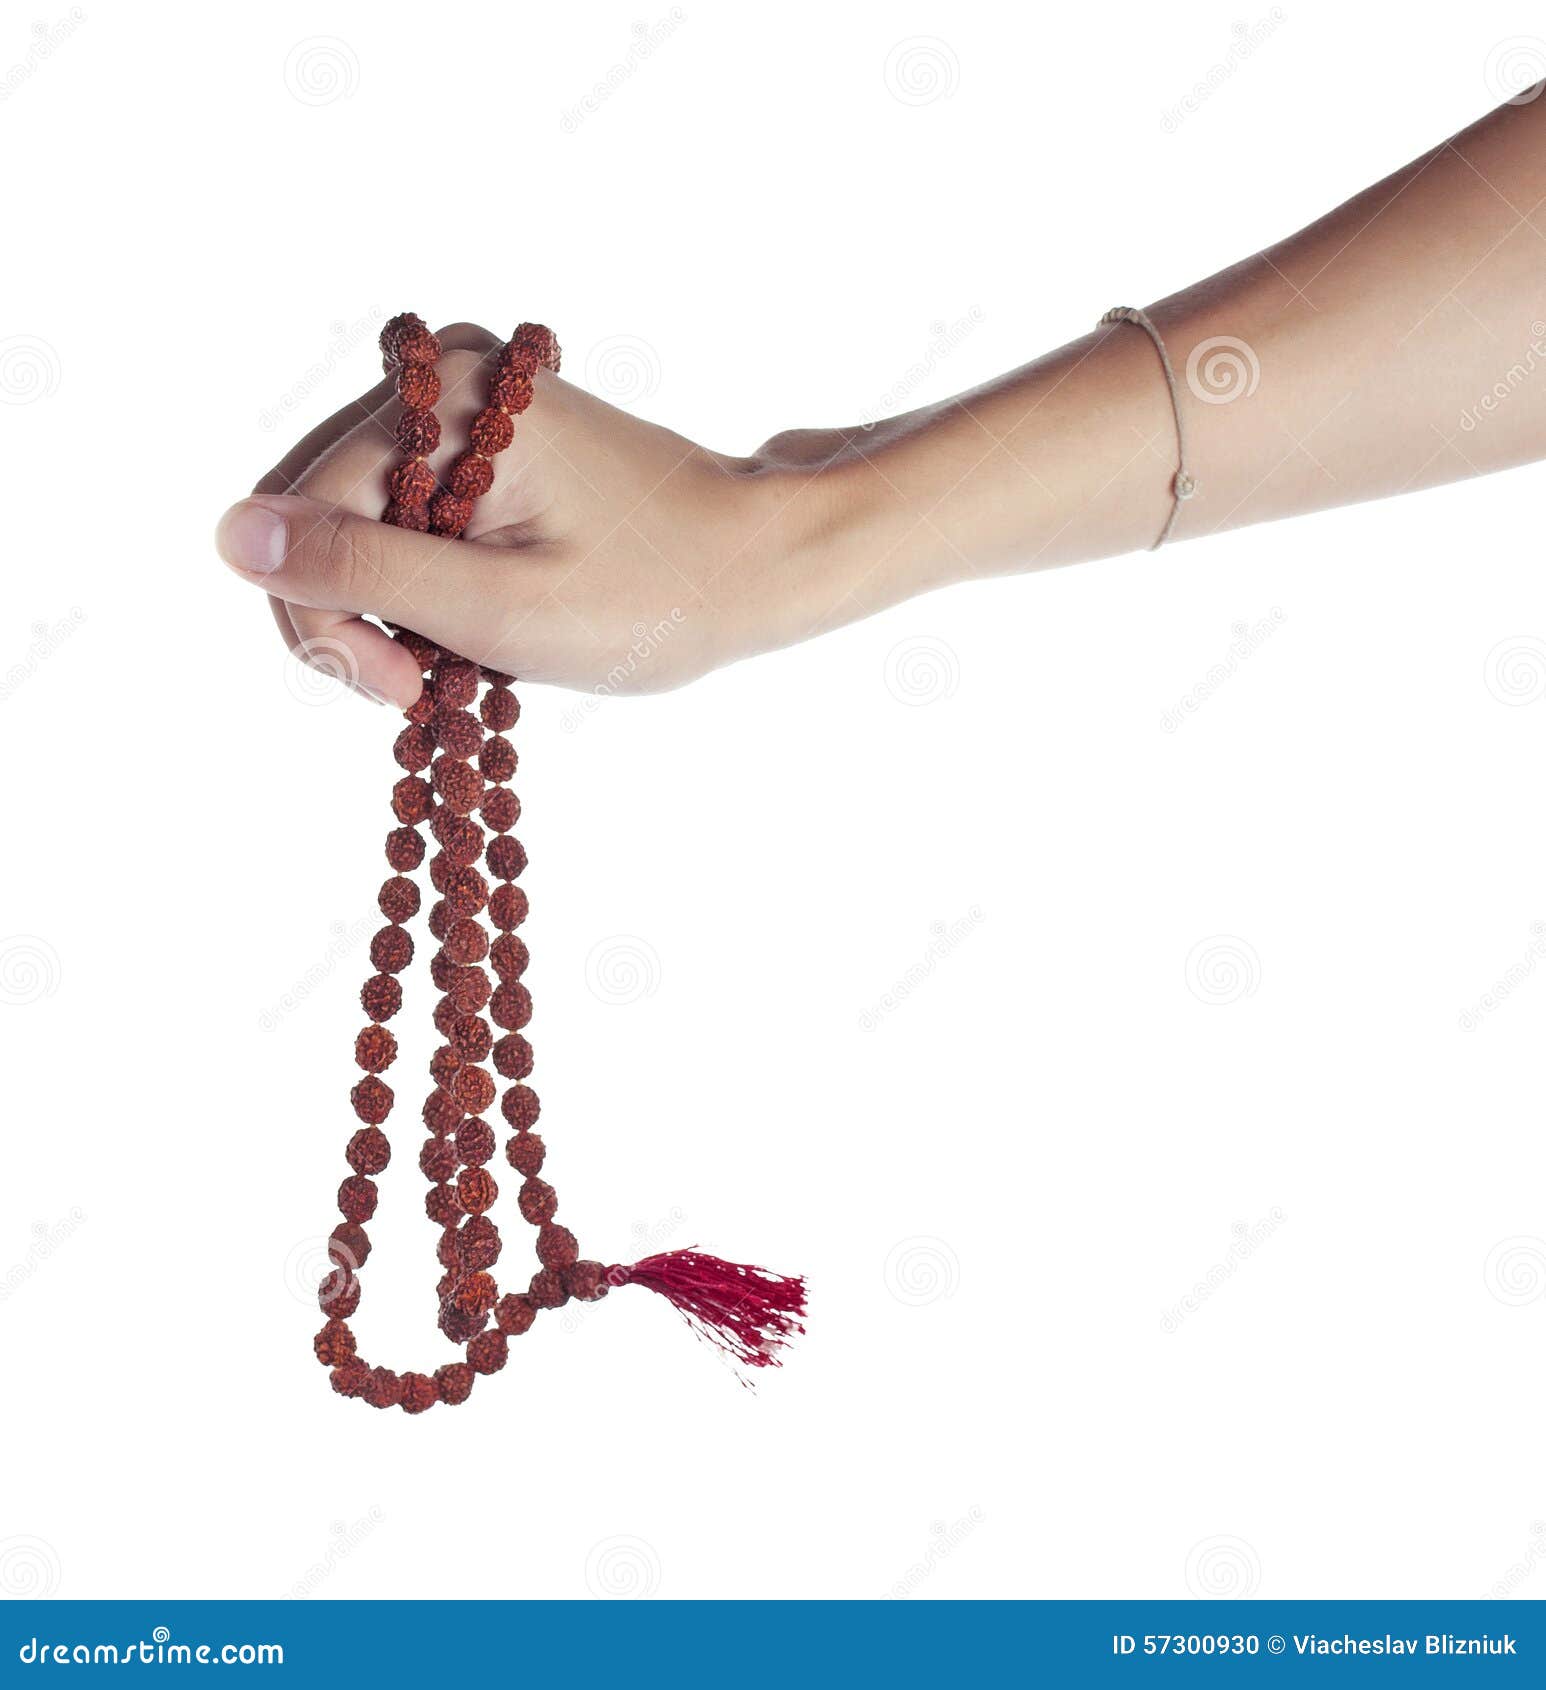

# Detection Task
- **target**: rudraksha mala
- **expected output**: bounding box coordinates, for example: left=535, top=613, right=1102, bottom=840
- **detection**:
left=314, top=313, right=806, bottom=1411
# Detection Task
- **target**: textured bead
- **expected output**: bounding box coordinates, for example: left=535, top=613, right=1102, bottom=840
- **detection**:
left=337, top=1175, right=378, bottom=1223
left=518, top=1177, right=557, bottom=1225
left=434, top=660, right=480, bottom=708
left=505, top=1130, right=544, bottom=1176
left=433, top=708, right=483, bottom=759
left=429, top=1045, right=461, bottom=1092
left=489, top=887, right=530, bottom=934
left=433, top=758, right=483, bottom=816
left=479, top=738, right=517, bottom=783
left=467, top=1330, right=509, bottom=1374
left=443, top=918, right=490, bottom=965
left=329, top=1222, right=372, bottom=1270
left=422, top=1088, right=462, bottom=1135
left=399, top=1372, right=438, bottom=1415
left=331, top=1357, right=372, bottom=1397
left=460, top=1214, right=502, bottom=1270
left=360, top=973, right=403, bottom=1023
left=395, top=408, right=441, bottom=455
left=443, top=866, right=489, bottom=918
left=395, top=628, right=441, bottom=670
left=448, top=452, right=494, bottom=500
left=491, top=982, right=533, bottom=1030
left=450, top=1015, right=492, bottom=1063
left=496, top=1293, right=537, bottom=1336
left=435, top=1363, right=475, bottom=1405
left=377, top=876, right=420, bottom=923
left=458, top=1167, right=498, bottom=1215
left=490, top=935, right=530, bottom=982
left=384, top=500, right=431, bottom=533
left=384, top=827, right=425, bottom=872
left=481, top=688, right=519, bottom=732
left=527, top=1267, right=568, bottom=1309
left=492, top=1032, right=534, bottom=1079
left=455, top=1118, right=496, bottom=1166
left=388, top=458, right=436, bottom=506
left=455, top=1271, right=498, bottom=1317
left=564, top=1260, right=610, bottom=1302
left=489, top=363, right=534, bottom=414
left=363, top=1366, right=404, bottom=1409
left=438, top=1302, right=486, bottom=1343
left=428, top=899, right=453, bottom=943
left=354, top=1024, right=397, bottom=1073
left=379, top=312, right=427, bottom=367
left=392, top=724, right=435, bottom=772
left=447, top=965, right=493, bottom=1015
left=432, top=811, right=484, bottom=864
left=453, top=1065, right=496, bottom=1115
left=425, top=1183, right=463, bottom=1226
left=537, top=1223, right=579, bottom=1269
left=481, top=786, right=521, bottom=832
left=405, top=692, right=435, bottom=726
left=346, top=1126, right=391, bottom=1175
left=320, top=1268, right=361, bottom=1319
left=314, top=1319, right=356, bottom=1366
left=429, top=492, right=473, bottom=537
left=470, top=406, right=515, bottom=455
left=396, top=324, right=442, bottom=367
left=370, top=925, right=414, bottom=974
left=419, top=1136, right=458, bottom=1182
left=486, top=837, right=527, bottom=883
left=391, top=776, right=434, bottom=825
left=509, top=322, right=561, bottom=373
left=396, top=364, right=441, bottom=411
left=350, top=1075, right=393, bottom=1124
left=501, top=1085, right=542, bottom=1131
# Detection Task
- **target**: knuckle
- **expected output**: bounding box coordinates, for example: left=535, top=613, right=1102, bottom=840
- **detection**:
left=309, top=515, right=382, bottom=602
left=436, top=321, right=501, bottom=355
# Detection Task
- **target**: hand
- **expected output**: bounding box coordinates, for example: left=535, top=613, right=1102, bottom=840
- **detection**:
left=215, top=322, right=848, bottom=708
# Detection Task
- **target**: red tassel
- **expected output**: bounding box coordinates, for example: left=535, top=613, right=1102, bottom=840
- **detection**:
left=611, top=1249, right=807, bottom=1372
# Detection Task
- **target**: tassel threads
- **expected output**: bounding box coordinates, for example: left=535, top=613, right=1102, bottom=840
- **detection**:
left=611, top=1249, right=807, bottom=1371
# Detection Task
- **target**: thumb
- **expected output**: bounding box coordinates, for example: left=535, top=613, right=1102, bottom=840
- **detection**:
left=215, top=493, right=523, bottom=662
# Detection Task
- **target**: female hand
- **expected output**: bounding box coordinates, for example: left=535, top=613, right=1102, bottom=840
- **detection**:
left=215, top=323, right=851, bottom=708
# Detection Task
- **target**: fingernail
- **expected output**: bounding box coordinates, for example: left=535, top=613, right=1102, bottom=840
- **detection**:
left=216, top=501, right=287, bottom=575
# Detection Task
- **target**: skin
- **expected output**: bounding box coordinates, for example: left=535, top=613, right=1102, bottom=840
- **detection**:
left=217, top=89, right=1546, bottom=710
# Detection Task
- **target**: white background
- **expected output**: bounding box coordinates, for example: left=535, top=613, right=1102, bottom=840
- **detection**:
left=1, top=0, right=1543, bottom=1603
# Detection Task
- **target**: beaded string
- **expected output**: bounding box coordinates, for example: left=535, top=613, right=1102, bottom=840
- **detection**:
left=313, top=314, right=806, bottom=1411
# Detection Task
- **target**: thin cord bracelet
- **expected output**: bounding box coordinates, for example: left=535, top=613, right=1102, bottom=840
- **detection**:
left=1098, top=306, right=1197, bottom=550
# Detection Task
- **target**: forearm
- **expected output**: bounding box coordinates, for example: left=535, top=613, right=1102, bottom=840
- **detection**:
left=783, top=90, right=1546, bottom=628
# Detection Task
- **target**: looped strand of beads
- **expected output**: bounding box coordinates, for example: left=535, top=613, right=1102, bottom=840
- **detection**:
left=313, top=313, right=806, bottom=1411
